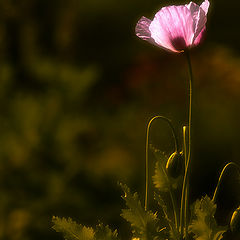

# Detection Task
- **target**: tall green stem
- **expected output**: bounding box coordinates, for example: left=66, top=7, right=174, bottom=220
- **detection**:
left=180, top=51, right=193, bottom=239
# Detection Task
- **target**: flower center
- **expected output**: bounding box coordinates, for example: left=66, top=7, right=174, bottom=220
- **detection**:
left=171, top=37, right=187, bottom=51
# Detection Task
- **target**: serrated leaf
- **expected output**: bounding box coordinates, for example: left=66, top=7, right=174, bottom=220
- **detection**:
left=152, top=147, right=182, bottom=192
left=95, top=223, right=118, bottom=240
left=52, top=216, right=94, bottom=240
left=120, top=183, right=166, bottom=240
left=188, top=196, right=228, bottom=240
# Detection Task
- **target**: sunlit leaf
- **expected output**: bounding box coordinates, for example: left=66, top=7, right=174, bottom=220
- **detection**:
left=52, top=217, right=119, bottom=240
left=152, top=147, right=182, bottom=192
left=120, top=183, right=166, bottom=240
left=52, top=216, right=94, bottom=240
left=95, top=223, right=118, bottom=240
left=188, top=196, right=228, bottom=240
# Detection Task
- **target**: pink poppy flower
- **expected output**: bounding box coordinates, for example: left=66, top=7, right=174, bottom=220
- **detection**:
left=135, top=0, right=210, bottom=53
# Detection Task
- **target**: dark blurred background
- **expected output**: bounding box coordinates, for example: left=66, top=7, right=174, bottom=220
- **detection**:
left=0, top=0, right=240, bottom=239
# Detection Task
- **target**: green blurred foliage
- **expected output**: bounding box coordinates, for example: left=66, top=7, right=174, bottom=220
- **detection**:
left=0, top=0, right=240, bottom=239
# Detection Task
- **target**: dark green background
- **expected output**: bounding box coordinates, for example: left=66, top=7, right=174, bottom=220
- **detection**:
left=0, top=0, right=240, bottom=239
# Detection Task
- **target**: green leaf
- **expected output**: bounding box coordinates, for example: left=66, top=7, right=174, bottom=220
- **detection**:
left=95, top=223, right=118, bottom=240
left=120, top=183, right=166, bottom=240
left=152, top=147, right=182, bottom=192
left=188, top=196, right=228, bottom=240
left=52, top=216, right=95, bottom=240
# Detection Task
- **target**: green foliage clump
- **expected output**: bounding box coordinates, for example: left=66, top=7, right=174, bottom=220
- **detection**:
left=52, top=147, right=232, bottom=240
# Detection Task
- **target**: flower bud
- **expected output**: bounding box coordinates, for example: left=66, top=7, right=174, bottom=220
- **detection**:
left=165, top=151, right=183, bottom=178
left=230, top=206, right=240, bottom=233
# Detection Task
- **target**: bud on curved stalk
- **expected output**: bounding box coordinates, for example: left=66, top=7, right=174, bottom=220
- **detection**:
left=230, top=206, right=240, bottom=233
left=166, top=151, right=183, bottom=178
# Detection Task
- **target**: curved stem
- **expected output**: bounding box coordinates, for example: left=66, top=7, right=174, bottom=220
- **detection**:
left=212, top=162, right=240, bottom=203
left=145, top=115, right=179, bottom=211
left=180, top=51, right=193, bottom=239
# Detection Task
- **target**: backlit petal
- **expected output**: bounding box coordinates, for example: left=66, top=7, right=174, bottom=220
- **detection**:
left=193, top=8, right=207, bottom=43
left=135, top=16, right=152, bottom=41
left=193, top=27, right=205, bottom=45
left=135, top=16, right=159, bottom=47
left=186, top=1, right=207, bottom=44
left=149, top=6, right=194, bottom=52
left=200, top=0, right=210, bottom=14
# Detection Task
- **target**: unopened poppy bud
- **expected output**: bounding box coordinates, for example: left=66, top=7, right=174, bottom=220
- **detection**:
left=230, top=206, right=240, bottom=233
left=166, top=151, right=183, bottom=178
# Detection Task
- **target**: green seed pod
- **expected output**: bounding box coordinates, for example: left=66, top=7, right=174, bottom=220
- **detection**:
left=230, top=206, right=240, bottom=233
left=166, top=151, right=183, bottom=178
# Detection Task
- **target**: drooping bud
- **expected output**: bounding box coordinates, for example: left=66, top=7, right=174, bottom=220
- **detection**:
left=230, top=206, right=240, bottom=233
left=166, top=151, right=183, bottom=178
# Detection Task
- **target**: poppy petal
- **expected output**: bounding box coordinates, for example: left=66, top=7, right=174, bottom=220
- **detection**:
left=149, top=6, right=194, bottom=52
left=193, top=26, right=205, bottom=45
left=135, top=16, right=152, bottom=40
left=200, top=0, right=210, bottom=14
left=186, top=1, right=207, bottom=44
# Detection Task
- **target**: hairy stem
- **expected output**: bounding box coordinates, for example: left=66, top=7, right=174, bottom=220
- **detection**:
left=212, top=162, right=240, bottom=203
